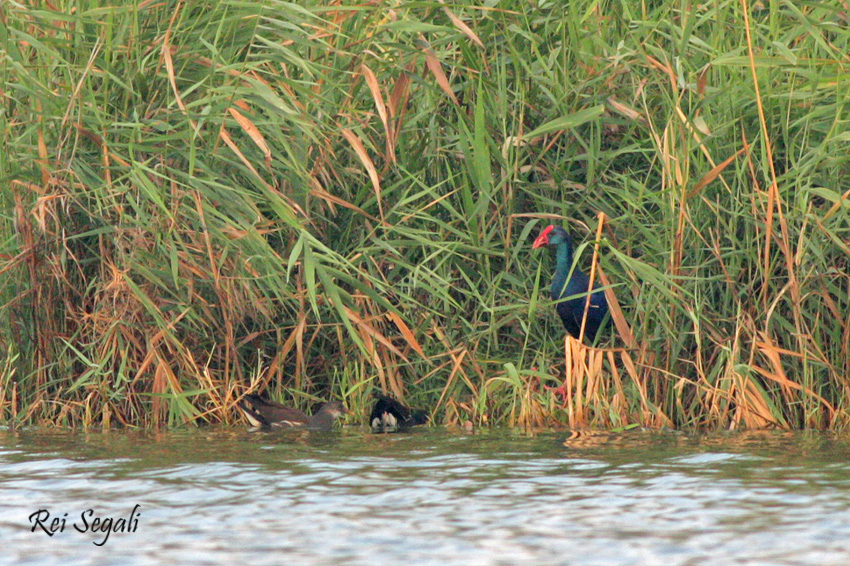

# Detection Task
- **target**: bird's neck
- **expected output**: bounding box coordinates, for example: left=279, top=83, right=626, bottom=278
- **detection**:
left=552, top=241, right=574, bottom=298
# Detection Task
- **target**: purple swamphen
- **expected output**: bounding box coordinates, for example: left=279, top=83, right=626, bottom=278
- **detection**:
left=533, top=225, right=609, bottom=342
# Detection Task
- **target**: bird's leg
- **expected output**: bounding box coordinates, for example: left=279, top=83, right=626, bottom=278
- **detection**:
left=546, top=384, right=569, bottom=405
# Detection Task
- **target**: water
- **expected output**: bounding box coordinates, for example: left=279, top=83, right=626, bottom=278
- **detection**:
left=1, top=427, right=849, bottom=565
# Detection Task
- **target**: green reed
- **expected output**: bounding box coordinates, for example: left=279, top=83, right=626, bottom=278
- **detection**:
left=0, top=0, right=848, bottom=429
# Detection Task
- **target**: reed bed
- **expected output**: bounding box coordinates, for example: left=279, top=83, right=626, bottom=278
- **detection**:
left=1, top=0, right=848, bottom=429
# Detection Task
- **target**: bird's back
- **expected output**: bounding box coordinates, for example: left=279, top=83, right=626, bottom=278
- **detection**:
left=370, top=394, right=428, bottom=432
left=553, top=272, right=609, bottom=341
left=239, top=394, right=309, bottom=428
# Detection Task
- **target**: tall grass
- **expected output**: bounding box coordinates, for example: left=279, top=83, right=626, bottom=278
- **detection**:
left=1, top=0, right=848, bottom=429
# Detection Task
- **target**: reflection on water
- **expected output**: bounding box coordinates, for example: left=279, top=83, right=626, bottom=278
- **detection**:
left=1, top=427, right=849, bottom=565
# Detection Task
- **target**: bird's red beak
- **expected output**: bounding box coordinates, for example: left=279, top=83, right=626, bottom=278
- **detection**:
left=532, top=225, right=554, bottom=249
left=532, top=234, right=548, bottom=249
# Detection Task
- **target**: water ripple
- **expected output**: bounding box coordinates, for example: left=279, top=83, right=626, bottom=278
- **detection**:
left=0, top=429, right=849, bottom=565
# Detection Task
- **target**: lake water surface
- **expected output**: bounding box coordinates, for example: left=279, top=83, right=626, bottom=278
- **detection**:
left=1, top=427, right=849, bottom=565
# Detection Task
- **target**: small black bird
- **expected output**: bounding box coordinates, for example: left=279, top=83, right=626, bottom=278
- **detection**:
left=533, top=225, right=610, bottom=342
left=370, top=394, right=428, bottom=433
left=239, top=394, right=346, bottom=431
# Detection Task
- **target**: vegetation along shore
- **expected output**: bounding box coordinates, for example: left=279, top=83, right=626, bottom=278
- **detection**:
left=1, top=1, right=848, bottom=429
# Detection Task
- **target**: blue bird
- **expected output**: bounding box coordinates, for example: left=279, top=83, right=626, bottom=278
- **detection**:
left=533, top=225, right=609, bottom=342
